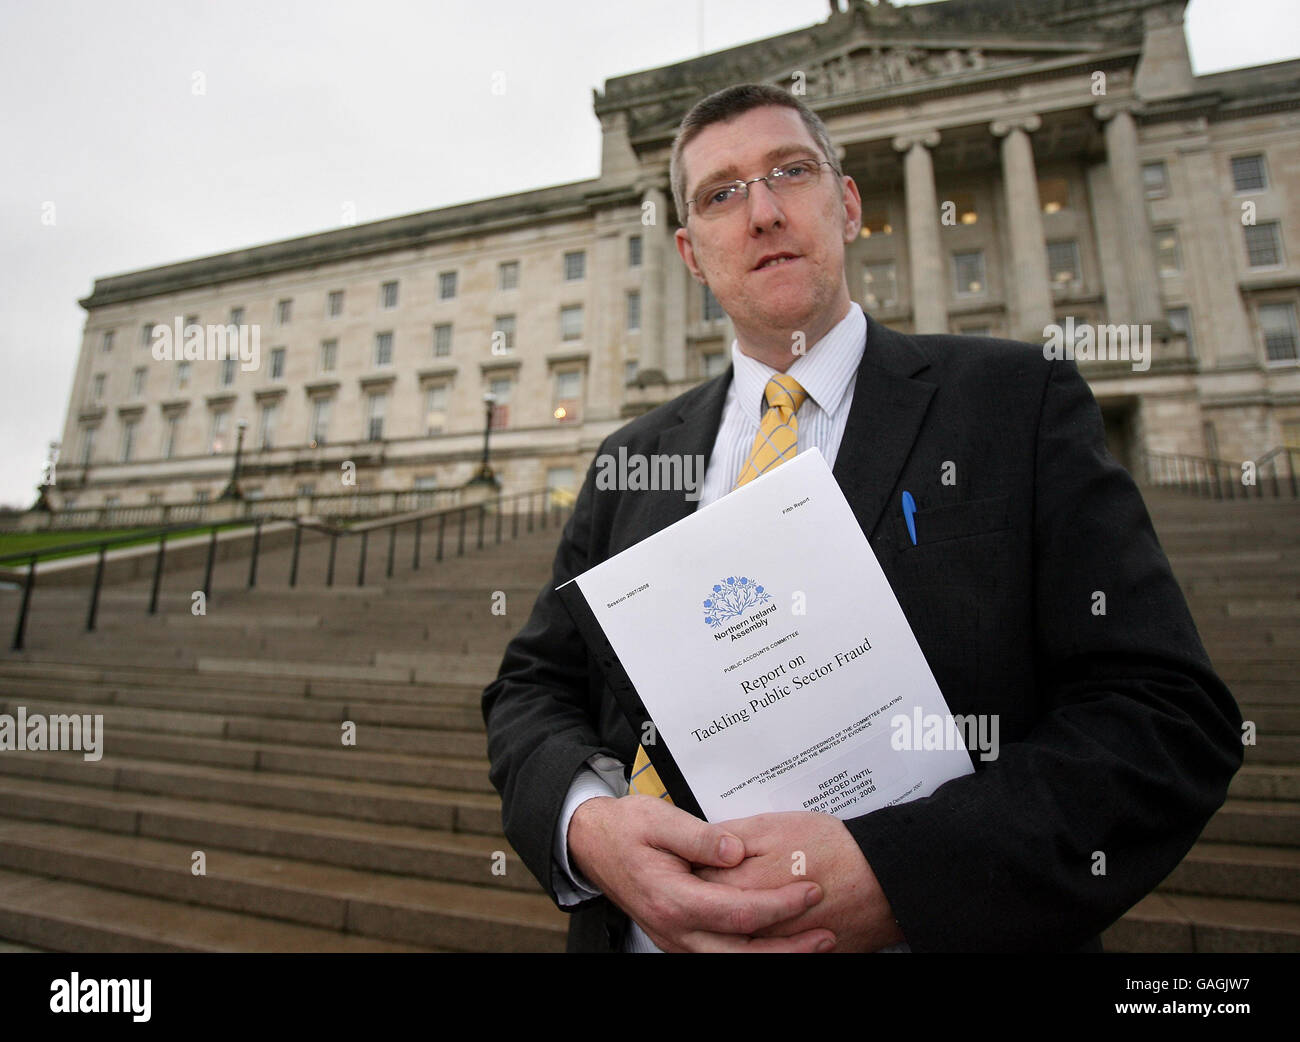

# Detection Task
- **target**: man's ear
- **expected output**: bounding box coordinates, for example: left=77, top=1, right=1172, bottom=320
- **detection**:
left=841, top=175, right=863, bottom=244
left=675, top=227, right=707, bottom=284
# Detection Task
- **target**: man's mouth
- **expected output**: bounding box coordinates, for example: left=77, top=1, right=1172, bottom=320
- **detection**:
left=754, top=253, right=799, bottom=270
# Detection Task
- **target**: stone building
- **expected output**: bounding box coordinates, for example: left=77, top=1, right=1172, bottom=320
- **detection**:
left=52, top=0, right=1300, bottom=514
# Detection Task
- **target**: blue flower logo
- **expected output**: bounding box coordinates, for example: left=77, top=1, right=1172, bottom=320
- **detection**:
left=702, top=575, right=771, bottom=627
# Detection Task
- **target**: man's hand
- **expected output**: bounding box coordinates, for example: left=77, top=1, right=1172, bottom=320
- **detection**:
left=695, top=811, right=904, bottom=952
left=568, top=795, right=837, bottom=952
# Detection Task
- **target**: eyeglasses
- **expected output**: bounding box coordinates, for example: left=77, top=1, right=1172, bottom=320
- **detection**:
left=687, top=158, right=837, bottom=219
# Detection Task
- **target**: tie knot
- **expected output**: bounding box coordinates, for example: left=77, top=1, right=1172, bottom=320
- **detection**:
left=764, top=374, right=808, bottom=415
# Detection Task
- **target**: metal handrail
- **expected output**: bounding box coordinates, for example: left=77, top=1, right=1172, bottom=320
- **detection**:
left=4, top=487, right=574, bottom=651
left=1141, top=446, right=1298, bottom=500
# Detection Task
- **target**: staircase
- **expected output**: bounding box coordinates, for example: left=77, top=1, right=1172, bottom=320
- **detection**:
left=0, top=492, right=1294, bottom=952
left=1098, top=491, right=1300, bottom=952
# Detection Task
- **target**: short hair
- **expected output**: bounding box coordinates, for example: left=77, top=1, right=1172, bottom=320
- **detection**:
left=669, top=83, right=841, bottom=223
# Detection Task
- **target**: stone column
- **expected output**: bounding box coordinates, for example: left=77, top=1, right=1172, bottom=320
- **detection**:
left=991, top=114, right=1054, bottom=340
left=638, top=184, right=669, bottom=384
left=1095, top=102, right=1163, bottom=327
left=892, top=130, right=946, bottom=334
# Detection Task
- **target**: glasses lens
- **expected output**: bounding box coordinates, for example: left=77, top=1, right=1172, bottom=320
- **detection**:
left=772, top=159, right=822, bottom=191
left=696, top=183, right=741, bottom=216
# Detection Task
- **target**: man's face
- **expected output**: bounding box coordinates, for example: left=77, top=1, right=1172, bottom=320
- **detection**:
left=674, top=106, right=862, bottom=345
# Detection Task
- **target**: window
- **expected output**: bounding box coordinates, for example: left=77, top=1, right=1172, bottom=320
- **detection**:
left=424, top=385, right=449, bottom=435
left=185, top=314, right=199, bottom=334
left=269, top=347, right=286, bottom=380
left=91, top=373, right=106, bottom=403
left=626, top=290, right=641, bottom=332
left=1153, top=227, right=1181, bottom=276
left=1047, top=240, right=1082, bottom=292
left=959, top=325, right=992, bottom=337
left=414, top=475, right=439, bottom=507
left=210, top=410, right=229, bottom=454
left=381, top=281, right=399, bottom=308
left=374, top=331, right=394, bottom=367
left=1245, top=222, right=1283, bottom=268
left=625, top=360, right=639, bottom=383
left=296, top=483, right=316, bottom=498
left=702, top=352, right=728, bottom=378
left=560, top=304, right=583, bottom=341
left=859, top=211, right=892, bottom=238
left=438, top=271, right=457, bottom=300
left=433, top=323, right=452, bottom=357
left=489, top=377, right=511, bottom=429
left=1203, top=421, right=1219, bottom=460
left=175, top=361, right=190, bottom=391
left=141, top=322, right=155, bottom=347
left=1143, top=162, right=1168, bottom=199
left=863, top=262, right=897, bottom=310
left=564, top=251, right=586, bottom=281
left=328, top=290, right=344, bottom=317
left=120, top=418, right=138, bottom=462
left=101, top=330, right=114, bottom=353
left=498, top=261, right=519, bottom=290
left=553, top=369, right=581, bottom=422
left=1039, top=178, right=1070, bottom=214
left=948, top=192, right=978, bottom=225
left=702, top=285, right=724, bottom=321
left=366, top=392, right=387, bottom=441
left=258, top=401, right=278, bottom=450
left=628, top=235, right=643, bottom=268
left=131, top=367, right=146, bottom=398
left=79, top=426, right=97, bottom=465
left=319, top=339, right=337, bottom=373
left=1258, top=302, right=1298, bottom=363
left=230, top=307, right=245, bottom=327
left=1231, top=154, right=1268, bottom=193
left=220, top=358, right=236, bottom=386
left=276, top=299, right=292, bottom=325
left=309, top=397, right=331, bottom=446
left=547, top=467, right=576, bottom=502
left=494, top=315, right=516, bottom=352
left=163, top=415, right=180, bottom=459
left=1166, top=306, right=1194, bottom=357
left=952, top=250, right=986, bottom=296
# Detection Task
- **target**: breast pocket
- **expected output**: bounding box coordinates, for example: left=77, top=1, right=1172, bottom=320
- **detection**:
left=889, top=494, right=1011, bottom=590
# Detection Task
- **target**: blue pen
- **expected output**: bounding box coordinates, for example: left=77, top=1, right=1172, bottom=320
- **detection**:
left=901, top=491, right=917, bottom=546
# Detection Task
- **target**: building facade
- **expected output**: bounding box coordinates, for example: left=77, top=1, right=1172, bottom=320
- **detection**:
left=51, top=0, right=1300, bottom=513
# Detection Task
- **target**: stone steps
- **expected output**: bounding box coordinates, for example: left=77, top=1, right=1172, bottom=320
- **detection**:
left=0, top=821, right=565, bottom=952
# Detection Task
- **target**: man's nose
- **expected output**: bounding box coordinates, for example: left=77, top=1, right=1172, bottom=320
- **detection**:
left=746, top=179, right=785, bottom=233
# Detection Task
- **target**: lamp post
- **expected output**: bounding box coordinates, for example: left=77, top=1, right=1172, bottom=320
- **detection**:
left=220, top=419, right=249, bottom=500
left=467, top=391, right=501, bottom=490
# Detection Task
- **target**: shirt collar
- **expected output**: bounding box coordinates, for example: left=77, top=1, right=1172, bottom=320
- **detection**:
left=729, top=302, right=867, bottom=424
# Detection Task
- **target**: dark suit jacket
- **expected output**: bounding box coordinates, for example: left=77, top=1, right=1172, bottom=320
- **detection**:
left=481, top=314, right=1243, bottom=953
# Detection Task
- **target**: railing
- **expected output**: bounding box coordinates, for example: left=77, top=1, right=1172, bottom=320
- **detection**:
left=1142, top=447, right=1299, bottom=500
left=12, top=486, right=466, bottom=532
left=0, top=488, right=572, bottom=651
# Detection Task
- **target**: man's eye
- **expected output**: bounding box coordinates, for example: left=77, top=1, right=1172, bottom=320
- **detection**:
left=781, top=162, right=813, bottom=179
left=704, top=186, right=735, bottom=207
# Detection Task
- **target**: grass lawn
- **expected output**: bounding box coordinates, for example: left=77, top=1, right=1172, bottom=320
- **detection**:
left=0, top=524, right=251, bottom=564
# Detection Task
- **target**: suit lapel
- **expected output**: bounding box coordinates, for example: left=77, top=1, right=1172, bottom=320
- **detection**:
left=636, top=314, right=935, bottom=543
left=832, top=314, right=935, bottom=541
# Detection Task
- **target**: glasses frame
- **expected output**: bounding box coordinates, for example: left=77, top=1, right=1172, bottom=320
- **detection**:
left=687, top=158, right=839, bottom=220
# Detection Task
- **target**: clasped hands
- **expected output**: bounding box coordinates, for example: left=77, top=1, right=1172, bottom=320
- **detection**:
left=567, top=794, right=903, bottom=953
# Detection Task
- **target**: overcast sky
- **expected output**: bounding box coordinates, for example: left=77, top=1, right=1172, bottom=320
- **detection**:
left=1, top=0, right=1296, bottom=510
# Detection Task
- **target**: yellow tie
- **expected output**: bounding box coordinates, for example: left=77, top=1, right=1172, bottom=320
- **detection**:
left=628, top=373, right=809, bottom=801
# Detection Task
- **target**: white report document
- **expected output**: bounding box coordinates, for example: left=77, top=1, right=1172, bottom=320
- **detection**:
left=562, top=448, right=974, bottom=823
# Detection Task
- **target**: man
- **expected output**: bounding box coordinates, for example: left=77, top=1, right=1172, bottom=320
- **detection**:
left=481, top=84, right=1243, bottom=952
